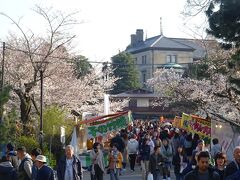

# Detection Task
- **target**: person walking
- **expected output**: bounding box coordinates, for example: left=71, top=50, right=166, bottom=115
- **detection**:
left=16, top=146, right=33, bottom=180
left=160, top=138, right=173, bottom=180
left=35, top=155, right=54, bottom=180
left=192, top=140, right=209, bottom=166
left=184, top=151, right=220, bottom=180
left=149, top=146, right=164, bottom=180
left=90, top=142, right=105, bottom=180
left=127, top=134, right=139, bottom=171
left=0, top=155, right=17, bottom=180
left=122, top=133, right=128, bottom=171
left=214, top=152, right=227, bottom=180
left=172, top=145, right=188, bottom=180
left=171, top=129, right=181, bottom=155
left=211, top=138, right=222, bottom=158
left=139, top=138, right=150, bottom=180
left=30, top=148, right=42, bottom=180
left=184, top=133, right=193, bottom=162
left=108, top=144, right=123, bottom=180
left=57, top=145, right=83, bottom=180
left=224, top=146, right=240, bottom=179
left=6, top=143, right=19, bottom=169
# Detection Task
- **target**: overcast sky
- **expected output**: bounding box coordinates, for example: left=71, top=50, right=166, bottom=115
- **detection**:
left=0, top=0, right=206, bottom=62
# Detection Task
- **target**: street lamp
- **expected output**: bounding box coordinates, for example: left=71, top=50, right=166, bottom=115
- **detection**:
left=36, top=61, right=48, bottom=150
left=0, top=42, right=5, bottom=122
left=40, top=69, right=44, bottom=150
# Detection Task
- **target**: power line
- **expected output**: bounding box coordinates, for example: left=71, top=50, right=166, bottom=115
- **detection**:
left=2, top=44, right=195, bottom=67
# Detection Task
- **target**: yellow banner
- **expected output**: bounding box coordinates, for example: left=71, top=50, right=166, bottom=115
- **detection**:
left=180, top=113, right=211, bottom=144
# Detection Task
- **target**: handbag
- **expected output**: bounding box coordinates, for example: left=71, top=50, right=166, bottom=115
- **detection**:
left=147, top=173, right=153, bottom=180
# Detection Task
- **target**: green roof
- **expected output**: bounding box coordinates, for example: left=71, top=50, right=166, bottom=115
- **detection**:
left=162, top=63, right=185, bottom=69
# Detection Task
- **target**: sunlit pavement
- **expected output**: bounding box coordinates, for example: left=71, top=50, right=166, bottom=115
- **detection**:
left=83, top=164, right=175, bottom=180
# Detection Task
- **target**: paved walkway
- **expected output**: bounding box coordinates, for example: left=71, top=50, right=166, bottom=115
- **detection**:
left=83, top=164, right=175, bottom=180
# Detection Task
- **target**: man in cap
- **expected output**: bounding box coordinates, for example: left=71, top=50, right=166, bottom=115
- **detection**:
left=17, top=146, right=33, bottom=180
left=30, top=148, right=42, bottom=180
left=35, top=155, right=54, bottom=180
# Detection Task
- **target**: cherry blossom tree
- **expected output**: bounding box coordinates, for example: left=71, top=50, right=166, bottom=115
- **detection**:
left=0, top=7, right=127, bottom=133
left=147, top=67, right=240, bottom=124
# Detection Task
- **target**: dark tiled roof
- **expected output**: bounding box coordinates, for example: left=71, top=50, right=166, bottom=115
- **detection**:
left=126, top=35, right=195, bottom=53
left=170, top=38, right=207, bottom=59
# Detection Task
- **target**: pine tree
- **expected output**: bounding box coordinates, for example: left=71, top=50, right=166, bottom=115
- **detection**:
left=111, top=52, right=141, bottom=94
left=206, top=0, right=240, bottom=47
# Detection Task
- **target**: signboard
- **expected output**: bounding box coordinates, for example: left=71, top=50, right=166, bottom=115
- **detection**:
left=181, top=113, right=211, bottom=144
left=172, top=116, right=182, bottom=128
left=87, top=112, right=132, bottom=138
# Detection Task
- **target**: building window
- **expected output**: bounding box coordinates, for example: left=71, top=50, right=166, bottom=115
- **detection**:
left=129, top=99, right=137, bottom=107
left=166, top=55, right=177, bottom=63
left=134, top=58, right=138, bottom=64
left=142, top=55, right=147, bottom=64
left=142, top=71, right=147, bottom=83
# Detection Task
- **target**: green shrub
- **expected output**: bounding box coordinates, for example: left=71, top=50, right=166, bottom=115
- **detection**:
left=16, top=136, right=39, bottom=152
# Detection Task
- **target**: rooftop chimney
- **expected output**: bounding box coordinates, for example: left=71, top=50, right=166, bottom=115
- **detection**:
left=131, top=34, right=137, bottom=47
left=136, top=29, right=144, bottom=43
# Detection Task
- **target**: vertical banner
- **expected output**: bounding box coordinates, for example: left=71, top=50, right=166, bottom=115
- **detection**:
left=60, top=126, right=65, bottom=146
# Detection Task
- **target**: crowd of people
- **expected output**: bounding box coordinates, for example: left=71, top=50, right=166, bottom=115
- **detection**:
left=89, top=120, right=240, bottom=180
left=0, top=144, right=82, bottom=180
left=1, top=119, right=240, bottom=180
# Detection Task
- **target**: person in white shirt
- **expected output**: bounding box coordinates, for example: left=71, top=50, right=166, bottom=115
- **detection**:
left=127, top=134, right=139, bottom=171
left=57, top=145, right=83, bottom=180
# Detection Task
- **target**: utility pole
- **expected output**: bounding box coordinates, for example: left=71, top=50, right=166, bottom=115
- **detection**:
left=0, top=42, right=5, bottom=122
left=40, top=69, right=43, bottom=150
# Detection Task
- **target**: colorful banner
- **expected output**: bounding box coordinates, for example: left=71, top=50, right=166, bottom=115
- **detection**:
left=172, top=116, right=182, bottom=128
left=181, top=113, right=192, bottom=130
left=86, top=111, right=132, bottom=138
left=180, top=113, right=211, bottom=144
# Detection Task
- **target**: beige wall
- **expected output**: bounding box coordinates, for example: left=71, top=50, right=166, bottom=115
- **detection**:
left=132, top=50, right=153, bottom=84
left=137, top=98, right=149, bottom=107
left=153, top=50, right=193, bottom=64
left=132, top=49, right=193, bottom=87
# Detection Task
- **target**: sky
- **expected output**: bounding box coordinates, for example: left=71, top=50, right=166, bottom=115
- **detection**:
left=0, top=0, right=206, bottom=62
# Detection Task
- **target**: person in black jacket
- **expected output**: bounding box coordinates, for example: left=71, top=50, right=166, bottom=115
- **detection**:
left=224, top=146, right=240, bottom=179
left=35, top=155, right=54, bottom=180
left=172, top=145, right=188, bottom=180
left=149, top=146, right=164, bottom=180
left=184, top=151, right=220, bottom=180
left=110, top=133, right=125, bottom=153
left=139, top=138, right=151, bottom=180
left=57, top=145, right=83, bottom=180
left=0, top=155, right=17, bottom=180
left=214, top=152, right=227, bottom=180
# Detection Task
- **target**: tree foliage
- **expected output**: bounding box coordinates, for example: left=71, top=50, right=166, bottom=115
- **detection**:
left=72, top=55, right=92, bottom=78
left=1, top=7, right=124, bottom=134
left=0, top=109, right=20, bottom=144
left=206, top=0, right=240, bottom=47
left=111, top=52, right=140, bottom=94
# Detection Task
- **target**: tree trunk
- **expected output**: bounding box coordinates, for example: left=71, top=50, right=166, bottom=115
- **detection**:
left=15, top=89, right=32, bottom=134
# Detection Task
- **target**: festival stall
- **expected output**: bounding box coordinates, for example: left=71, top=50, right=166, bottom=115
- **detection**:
left=74, top=111, right=133, bottom=168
